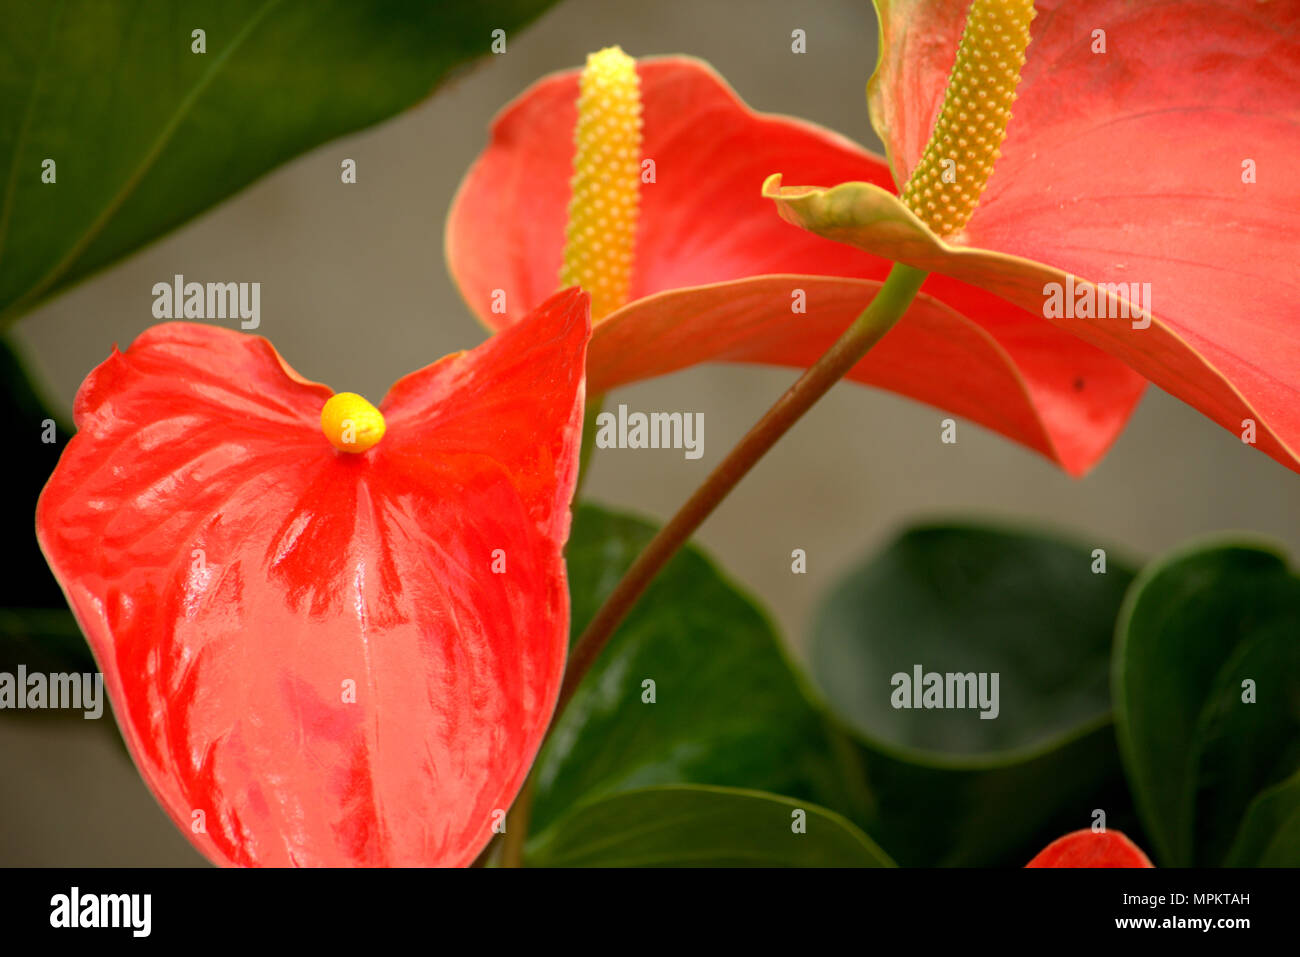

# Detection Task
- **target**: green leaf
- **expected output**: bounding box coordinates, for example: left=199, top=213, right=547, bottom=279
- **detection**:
left=1113, top=540, right=1300, bottom=866
left=527, top=785, right=894, bottom=868
left=838, top=730, right=1130, bottom=868
left=0, top=337, right=103, bottom=712
left=814, top=524, right=1132, bottom=759
left=0, top=607, right=90, bottom=675
left=0, top=0, right=557, bottom=324
left=810, top=523, right=1139, bottom=865
left=1224, top=769, right=1300, bottom=867
left=0, top=336, right=71, bottom=609
left=0, top=606, right=125, bottom=754
left=529, top=504, right=871, bottom=847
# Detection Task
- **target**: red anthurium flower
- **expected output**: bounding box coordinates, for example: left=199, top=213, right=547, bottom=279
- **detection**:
left=35, top=288, right=590, bottom=867
left=1026, top=829, right=1155, bottom=868
left=765, top=0, right=1300, bottom=474
left=447, top=54, right=1147, bottom=476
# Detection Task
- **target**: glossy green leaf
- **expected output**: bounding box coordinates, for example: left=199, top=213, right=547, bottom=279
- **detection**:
left=846, top=729, right=1135, bottom=868
left=1224, top=769, right=1300, bottom=867
left=814, top=524, right=1133, bottom=759
left=0, top=607, right=122, bottom=749
left=0, top=337, right=103, bottom=713
left=529, top=504, right=871, bottom=842
left=0, top=0, right=556, bottom=324
left=1114, top=541, right=1300, bottom=866
left=527, top=784, right=894, bottom=868
left=810, top=523, right=1139, bottom=865
left=0, top=607, right=90, bottom=676
left=0, top=337, right=70, bottom=608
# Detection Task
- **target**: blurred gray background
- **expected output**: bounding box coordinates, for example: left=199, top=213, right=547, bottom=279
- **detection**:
left=3, top=0, right=1297, bottom=865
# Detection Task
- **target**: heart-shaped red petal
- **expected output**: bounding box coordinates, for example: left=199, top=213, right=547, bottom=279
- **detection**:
left=36, top=289, right=590, bottom=867
left=447, top=56, right=1146, bottom=475
left=831, top=0, right=1300, bottom=472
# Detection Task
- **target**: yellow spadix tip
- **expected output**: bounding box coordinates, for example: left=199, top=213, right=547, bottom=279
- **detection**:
left=321, top=392, right=386, bottom=453
left=901, top=0, right=1036, bottom=237
left=559, top=45, right=642, bottom=322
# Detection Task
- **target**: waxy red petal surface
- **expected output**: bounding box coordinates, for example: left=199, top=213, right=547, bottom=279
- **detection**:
left=447, top=56, right=1146, bottom=475
left=859, top=0, right=1300, bottom=472
left=1026, top=829, right=1155, bottom=868
left=36, top=289, right=590, bottom=867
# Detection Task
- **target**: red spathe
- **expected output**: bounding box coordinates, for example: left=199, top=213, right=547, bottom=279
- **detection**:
left=36, top=288, right=591, bottom=867
left=447, top=56, right=1147, bottom=475
left=1026, top=829, right=1155, bottom=868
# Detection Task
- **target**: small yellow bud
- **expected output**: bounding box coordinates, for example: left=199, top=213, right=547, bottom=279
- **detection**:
left=321, top=392, right=386, bottom=453
left=559, top=46, right=642, bottom=322
left=901, top=0, right=1035, bottom=237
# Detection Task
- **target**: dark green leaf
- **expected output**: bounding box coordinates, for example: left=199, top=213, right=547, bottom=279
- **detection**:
left=527, top=784, right=894, bottom=867
left=0, top=606, right=91, bottom=675
left=813, top=524, right=1133, bottom=759
left=529, top=504, right=871, bottom=844
left=1224, top=769, right=1300, bottom=867
left=810, top=523, right=1139, bottom=865
left=0, top=607, right=124, bottom=753
left=0, top=336, right=70, bottom=608
left=0, top=337, right=103, bottom=714
left=1114, top=540, right=1300, bottom=866
left=847, top=726, right=1135, bottom=867
left=0, top=0, right=557, bottom=324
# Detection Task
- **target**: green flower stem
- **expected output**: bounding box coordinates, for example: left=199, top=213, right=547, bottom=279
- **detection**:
left=489, top=261, right=928, bottom=867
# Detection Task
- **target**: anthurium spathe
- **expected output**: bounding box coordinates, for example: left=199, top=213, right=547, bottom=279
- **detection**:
left=765, top=0, right=1300, bottom=474
left=446, top=54, right=1146, bottom=476
left=35, top=288, right=591, bottom=867
left=1026, top=830, right=1154, bottom=868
